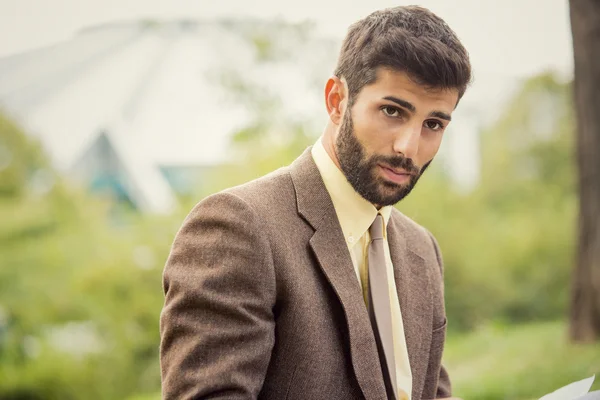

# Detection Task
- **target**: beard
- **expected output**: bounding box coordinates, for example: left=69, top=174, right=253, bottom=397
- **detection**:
left=335, top=110, right=431, bottom=207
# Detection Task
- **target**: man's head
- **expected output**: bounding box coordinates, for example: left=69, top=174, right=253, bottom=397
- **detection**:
left=323, top=6, right=471, bottom=207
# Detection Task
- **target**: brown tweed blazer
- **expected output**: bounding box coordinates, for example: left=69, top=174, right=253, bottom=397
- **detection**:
left=160, top=147, right=451, bottom=400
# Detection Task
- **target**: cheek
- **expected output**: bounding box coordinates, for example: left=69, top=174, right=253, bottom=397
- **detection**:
left=352, top=111, right=396, bottom=145
left=417, top=133, right=444, bottom=163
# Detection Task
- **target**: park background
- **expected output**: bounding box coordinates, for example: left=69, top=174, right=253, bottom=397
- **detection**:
left=1, top=0, right=599, bottom=399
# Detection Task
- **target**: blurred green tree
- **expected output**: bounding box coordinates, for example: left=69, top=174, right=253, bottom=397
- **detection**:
left=0, top=111, right=170, bottom=399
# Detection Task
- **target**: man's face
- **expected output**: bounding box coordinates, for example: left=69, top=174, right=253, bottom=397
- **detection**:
left=334, top=68, right=459, bottom=207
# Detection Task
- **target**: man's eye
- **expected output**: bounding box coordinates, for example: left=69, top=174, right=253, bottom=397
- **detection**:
left=425, top=120, right=444, bottom=131
left=381, top=106, right=400, bottom=117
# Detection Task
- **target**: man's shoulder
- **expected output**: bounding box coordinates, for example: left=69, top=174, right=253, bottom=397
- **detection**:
left=224, top=165, right=295, bottom=206
left=194, top=165, right=296, bottom=220
left=390, top=207, right=431, bottom=239
left=390, top=207, right=440, bottom=262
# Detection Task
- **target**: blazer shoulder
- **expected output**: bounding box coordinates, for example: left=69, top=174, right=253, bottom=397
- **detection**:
left=181, top=165, right=298, bottom=245
left=223, top=165, right=296, bottom=213
left=390, top=208, right=443, bottom=273
left=390, top=207, right=433, bottom=243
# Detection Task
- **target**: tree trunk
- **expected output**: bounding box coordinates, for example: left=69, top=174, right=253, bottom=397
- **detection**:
left=569, top=0, right=600, bottom=343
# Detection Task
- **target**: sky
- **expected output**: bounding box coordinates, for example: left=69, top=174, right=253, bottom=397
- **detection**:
left=0, top=0, right=573, bottom=78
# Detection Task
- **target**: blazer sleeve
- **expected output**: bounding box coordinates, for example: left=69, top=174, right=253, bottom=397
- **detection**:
left=160, top=191, right=277, bottom=400
left=426, top=230, right=453, bottom=399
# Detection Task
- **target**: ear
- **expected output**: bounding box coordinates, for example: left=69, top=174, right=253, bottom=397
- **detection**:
left=324, top=76, right=346, bottom=125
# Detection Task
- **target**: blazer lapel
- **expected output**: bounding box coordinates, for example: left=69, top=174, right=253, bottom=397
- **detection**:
left=387, top=215, right=433, bottom=400
left=289, top=148, right=388, bottom=400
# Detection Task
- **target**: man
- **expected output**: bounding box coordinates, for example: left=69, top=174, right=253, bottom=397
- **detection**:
left=160, top=5, right=471, bottom=400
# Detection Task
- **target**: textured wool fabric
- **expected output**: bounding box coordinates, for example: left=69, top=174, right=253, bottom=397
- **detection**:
left=160, top=147, right=451, bottom=400
left=311, top=138, right=413, bottom=399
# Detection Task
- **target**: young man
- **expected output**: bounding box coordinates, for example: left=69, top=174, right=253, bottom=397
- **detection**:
left=160, top=6, right=471, bottom=400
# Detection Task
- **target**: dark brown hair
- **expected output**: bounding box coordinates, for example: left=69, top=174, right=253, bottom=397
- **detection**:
left=334, top=6, right=472, bottom=104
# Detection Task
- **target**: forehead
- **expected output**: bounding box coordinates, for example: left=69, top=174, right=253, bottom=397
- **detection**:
left=354, top=68, right=459, bottom=111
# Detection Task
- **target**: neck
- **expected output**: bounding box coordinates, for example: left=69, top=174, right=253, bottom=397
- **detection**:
left=321, top=123, right=343, bottom=171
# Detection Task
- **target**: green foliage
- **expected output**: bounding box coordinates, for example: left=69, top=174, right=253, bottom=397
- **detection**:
left=0, top=114, right=48, bottom=198
left=0, top=111, right=176, bottom=399
left=445, top=321, right=600, bottom=399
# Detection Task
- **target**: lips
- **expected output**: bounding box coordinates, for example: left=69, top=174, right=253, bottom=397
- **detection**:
left=379, top=164, right=413, bottom=184
left=382, top=165, right=410, bottom=175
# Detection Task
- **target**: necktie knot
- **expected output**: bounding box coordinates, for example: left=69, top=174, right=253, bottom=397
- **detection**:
left=370, top=214, right=384, bottom=241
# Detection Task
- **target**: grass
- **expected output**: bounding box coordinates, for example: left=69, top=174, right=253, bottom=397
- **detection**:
left=445, top=321, right=600, bottom=400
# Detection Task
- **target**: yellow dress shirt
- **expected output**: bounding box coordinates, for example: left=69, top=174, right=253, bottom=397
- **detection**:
left=312, top=138, right=413, bottom=400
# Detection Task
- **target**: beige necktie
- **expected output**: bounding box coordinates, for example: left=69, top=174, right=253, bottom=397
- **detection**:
left=368, top=214, right=397, bottom=400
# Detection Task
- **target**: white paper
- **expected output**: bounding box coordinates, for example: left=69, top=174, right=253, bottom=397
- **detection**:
left=539, top=376, right=595, bottom=400
left=575, top=391, right=600, bottom=400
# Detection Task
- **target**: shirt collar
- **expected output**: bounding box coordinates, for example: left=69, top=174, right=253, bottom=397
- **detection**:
left=311, top=137, right=392, bottom=247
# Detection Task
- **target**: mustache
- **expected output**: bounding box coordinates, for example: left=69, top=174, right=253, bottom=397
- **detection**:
left=372, top=154, right=421, bottom=175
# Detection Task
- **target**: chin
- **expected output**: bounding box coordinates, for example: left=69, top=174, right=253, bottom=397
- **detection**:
left=378, top=185, right=413, bottom=205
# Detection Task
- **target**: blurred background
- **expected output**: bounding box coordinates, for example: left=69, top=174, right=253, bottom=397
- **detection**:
left=1, top=0, right=599, bottom=399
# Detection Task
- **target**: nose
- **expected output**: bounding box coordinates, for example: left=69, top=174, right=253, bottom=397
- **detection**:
left=392, top=123, right=420, bottom=159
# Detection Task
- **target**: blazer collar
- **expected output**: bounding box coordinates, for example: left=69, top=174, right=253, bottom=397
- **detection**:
left=387, top=214, right=433, bottom=400
left=290, top=147, right=388, bottom=399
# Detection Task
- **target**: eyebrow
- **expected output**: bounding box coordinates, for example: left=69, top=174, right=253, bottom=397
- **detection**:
left=383, top=96, right=452, bottom=122
left=430, top=110, right=452, bottom=122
